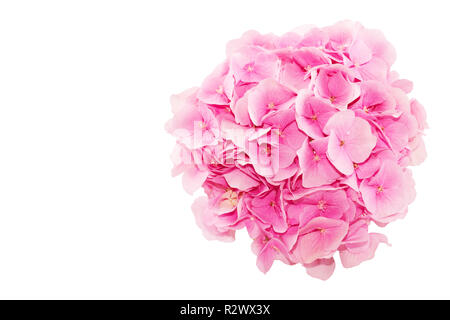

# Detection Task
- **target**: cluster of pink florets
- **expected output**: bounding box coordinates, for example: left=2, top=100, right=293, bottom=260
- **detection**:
left=166, top=21, right=427, bottom=279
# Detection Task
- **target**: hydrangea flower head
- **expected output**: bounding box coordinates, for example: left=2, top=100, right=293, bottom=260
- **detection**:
left=167, top=21, right=427, bottom=280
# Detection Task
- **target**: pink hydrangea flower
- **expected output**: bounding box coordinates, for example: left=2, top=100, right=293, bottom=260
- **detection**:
left=292, top=217, right=349, bottom=264
left=297, top=137, right=341, bottom=188
left=313, top=65, right=360, bottom=107
left=247, top=79, right=296, bottom=126
left=295, top=90, right=337, bottom=139
left=167, top=21, right=427, bottom=280
left=324, top=109, right=377, bottom=175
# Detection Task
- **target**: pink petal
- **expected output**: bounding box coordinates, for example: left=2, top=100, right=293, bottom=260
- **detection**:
left=182, top=167, right=209, bottom=195
left=340, top=233, right=388, bottom=268
left=191, top=197, right=235, bottom=242
left=345, top=117, right=377, bottom=163
left=298, top=138, right=341, bottom=188
left=305, top=258, right=336, bottom=280
left=248, top=79, right=296, bottom=126
left=295, top=90, right=337, bottom=139
left=248, top=190, right=288, bottom=233
left=293, top=217, right=348, bottom=264
left=256, top=238, right=291, bottom=273
left=224, top=169, right=260, bottom=191
left=327, top=130, right=354, bottom=175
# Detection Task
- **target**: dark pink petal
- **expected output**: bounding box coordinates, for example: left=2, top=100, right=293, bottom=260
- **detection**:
left=359, top=28, right=396, bottom=66
left=350, top=80, right=396, bottom=115
left=325, top=110, right=376, bottom=174
left=292, top=47, right=331, bottom=71
left=230, top=48, right=279, bottom=83
left=248, top=190, right=288, bottom=233
left=410, top=99, right=428, bottom=131
left=279, top=61, right=309, bottom=91
left=327, top=130, right=354, bottom=175
left=315, top=66, right=359, bottom=106
left=348, top=40, right=372, bottom=66
left=345, top=117, right=377, bottom=163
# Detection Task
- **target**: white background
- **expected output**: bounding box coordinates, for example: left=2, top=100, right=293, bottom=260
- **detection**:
left=0, top=0, right=448, bottom=299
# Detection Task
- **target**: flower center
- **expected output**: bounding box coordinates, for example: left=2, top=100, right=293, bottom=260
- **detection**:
left=265, top=145, right=272, bottom=156
left=363, top=105, right=373, bottom=113
left=339, top=140, right=345, bottom=147
left=223, top=189, right=238, bottom=207
left=377, top=185, right=384, bottom=194
left=317, top=200, right=327, bottom=211
left=271, top=246, right=279, bottom=252
left=215, top=85, right=224, bottom=95
left=267, top=102, right=275, bottom=109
